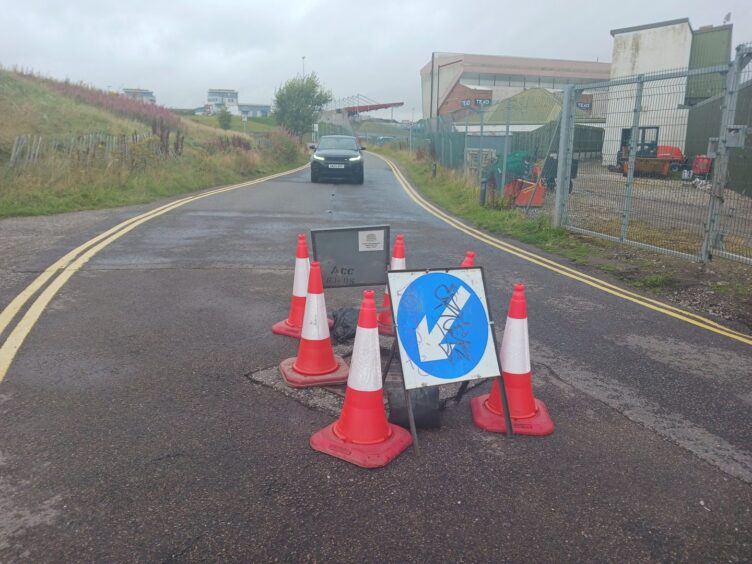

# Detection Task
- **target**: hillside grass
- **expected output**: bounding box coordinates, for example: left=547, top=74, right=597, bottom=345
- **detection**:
left=0, top=70, right=307, bottom=217
left=185, top=114, right=276, bottom=134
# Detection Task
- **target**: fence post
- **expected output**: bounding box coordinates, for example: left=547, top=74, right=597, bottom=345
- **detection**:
left=477, top=109, right=484, bottom=187
left=500, top=97, right=511, bottom=196
left=554, top=85, right=576, bottom=227
left=701, top=45, right=751, bottom=261
left=621, top=75, right=645, bottom=242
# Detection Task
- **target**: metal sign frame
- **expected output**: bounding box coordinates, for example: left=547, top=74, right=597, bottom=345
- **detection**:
left=311, top=225, right=390, bottom=288
left=386, top=266, right=513, bottom=445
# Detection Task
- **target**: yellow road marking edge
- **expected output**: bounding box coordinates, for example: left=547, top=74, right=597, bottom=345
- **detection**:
left=374, top=153, right=752, bottom=346
left=0, top=165, right=309, bottom=381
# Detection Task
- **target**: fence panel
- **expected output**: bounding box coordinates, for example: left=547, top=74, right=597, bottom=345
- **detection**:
left=559, top=56, right=752, bottom=265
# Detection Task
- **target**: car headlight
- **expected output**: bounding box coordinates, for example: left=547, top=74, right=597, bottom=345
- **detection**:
left=349, top=155, right=362, bottom=162
left=313, top=154, right=325, bottom=161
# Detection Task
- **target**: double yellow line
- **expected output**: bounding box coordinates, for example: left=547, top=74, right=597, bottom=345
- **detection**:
left=375, top=153, right=752, bottom=346
left=0, top=165, right=309, bottom=382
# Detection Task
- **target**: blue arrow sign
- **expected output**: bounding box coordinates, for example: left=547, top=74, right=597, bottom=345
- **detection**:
left=396, top=272, right=489, bottom=380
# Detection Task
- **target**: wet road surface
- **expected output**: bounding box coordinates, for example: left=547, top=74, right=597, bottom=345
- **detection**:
left=0, top=154, right=750, bottom=561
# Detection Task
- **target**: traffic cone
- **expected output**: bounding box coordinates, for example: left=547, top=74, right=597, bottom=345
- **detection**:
left=461, top=251, right=475, bottom=267
left=272, top=234, right=332, bottom=339
left=279, top=261, right=349, bottom=388
left=378, top=234, right=405, bottom=336
left=310, top=290, right=412, bottom=468
left=471, top=283, right=554, bottom=436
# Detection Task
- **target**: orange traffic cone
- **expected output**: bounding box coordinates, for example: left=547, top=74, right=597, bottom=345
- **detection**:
left=461, top=250, right=475, bottom=267
left=279, top=261, right=349, bottom=388
left=471, top=283, right=554, bottom=435
left=272, top=234, right=333, bottom=339
left=378, top=234, right=406, bottom=336
left=272, top=234, right=310, bottom=338
left=310, top=290, right=412, bottom=468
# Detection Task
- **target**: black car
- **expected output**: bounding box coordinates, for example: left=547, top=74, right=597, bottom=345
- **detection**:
left=310, top=135, right=364, bottom=184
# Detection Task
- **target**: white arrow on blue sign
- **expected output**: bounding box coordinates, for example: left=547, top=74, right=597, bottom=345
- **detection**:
left=388, top=268, right=501, bottom=390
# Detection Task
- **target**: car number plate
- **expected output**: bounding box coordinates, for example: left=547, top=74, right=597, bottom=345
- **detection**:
left=328, top=164, right=345, bottom=169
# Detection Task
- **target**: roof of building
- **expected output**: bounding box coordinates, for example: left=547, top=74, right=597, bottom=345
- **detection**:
left=463, top=88, right=602, bottom=126
left=208, top=89, right=238, bottom=94
left=122, top=88, right=153, bottom=94
left=238, top=104, right=271, bottom=111
left=610, top=18, right=691, bottom=37
left=421, top=53, right=611, bottom=81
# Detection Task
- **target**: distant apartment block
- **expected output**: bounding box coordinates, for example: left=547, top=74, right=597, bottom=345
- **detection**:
left=122, top=88, right=156, bottom=104
left=199, top=89, right=270, bottom=118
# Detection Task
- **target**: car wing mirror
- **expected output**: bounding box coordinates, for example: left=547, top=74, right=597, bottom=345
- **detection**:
left=309, top=144, right=316, bottom=150
left=361, top=146, right=367, bottom=151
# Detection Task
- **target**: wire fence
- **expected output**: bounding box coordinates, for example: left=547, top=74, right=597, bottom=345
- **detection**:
left=380, top=41, right=752, bottom=266
left=557, top=43, right=752, bottom=264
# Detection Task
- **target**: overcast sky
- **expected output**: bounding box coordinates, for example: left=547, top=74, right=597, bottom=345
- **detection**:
left=2, top=0, right=750, bottom=120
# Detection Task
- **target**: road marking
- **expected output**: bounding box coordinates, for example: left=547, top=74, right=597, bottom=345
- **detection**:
left=374, top=153, right=752, bottom=347
left=0, top=165, right=309, bottom=382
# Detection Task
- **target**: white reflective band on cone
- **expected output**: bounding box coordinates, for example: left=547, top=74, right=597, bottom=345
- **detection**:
left=500, top=317, right=531, bottom=374
left=301, top=293, right=329, bottom=341
left=347, top=326, right=382, bottom=392
left=391, top=257, right=406, bottom=270
left=292, top=257, right=310, bottom=298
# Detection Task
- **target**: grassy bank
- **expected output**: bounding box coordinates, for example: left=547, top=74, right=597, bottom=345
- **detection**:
left=0, top=70, right=307, bottom=217
left=185, top=114, right=276, bottom=134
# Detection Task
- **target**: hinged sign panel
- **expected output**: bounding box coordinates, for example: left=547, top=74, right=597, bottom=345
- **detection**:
left=311, top=225, right=390, bottom=288
left=388, top=267, right=500, bottom=390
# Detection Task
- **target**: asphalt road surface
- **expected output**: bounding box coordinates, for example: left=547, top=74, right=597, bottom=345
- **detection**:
left=0, top=154, right=750, bottom=562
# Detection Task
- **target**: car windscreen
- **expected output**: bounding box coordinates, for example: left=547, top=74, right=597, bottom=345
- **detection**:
left=317, top=138, right=359, bottom=151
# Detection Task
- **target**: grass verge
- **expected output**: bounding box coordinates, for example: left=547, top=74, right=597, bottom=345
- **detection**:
left=373, top=147, right=752, bottom=329
left=375, top=147, right=599, bottom=264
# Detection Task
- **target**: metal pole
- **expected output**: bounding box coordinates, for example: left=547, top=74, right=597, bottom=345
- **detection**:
left=464, top=116, right=469, bottom=174
left=501, top=97, right=511, bottom=194
left=478, top=109, right=484, bottom=187
left=621, top=76, right=644, bottom=242
left=701, top=45, right=751, bottom=261
left=554, top=85, right=576, bottom=227
left=429, top=52, right=435, bottom=119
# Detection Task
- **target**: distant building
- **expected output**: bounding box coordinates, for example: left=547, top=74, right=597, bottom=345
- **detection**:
left=239, top=103, right=271, bottom=118
left=601, top=18, right=732, bottom=166
left=122, top=88, right=156, bottom=104
left=420, top=53, right=611, bottom=119
left=207, top=89, right=240, bottom=115
left=201, top=90, right=270, bottom=118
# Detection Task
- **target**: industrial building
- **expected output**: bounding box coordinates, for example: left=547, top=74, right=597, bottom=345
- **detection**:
left=420, top=53, right=611, bottom=119
left=601, top=18, right=732, bottom=166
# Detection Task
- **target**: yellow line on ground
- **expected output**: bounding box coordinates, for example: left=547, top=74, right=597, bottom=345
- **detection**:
left=375, top=153, right=752, bottom=346
left=0, top=164, right=309, bottom=382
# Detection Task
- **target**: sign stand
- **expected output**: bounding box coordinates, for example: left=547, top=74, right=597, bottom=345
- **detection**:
left=382, top=337, right=420, bottom=454
left=386, top=267, right=516, bottom=446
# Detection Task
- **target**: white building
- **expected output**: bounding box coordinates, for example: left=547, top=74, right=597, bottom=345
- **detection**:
left=207, top=89, right=240, bottom=115
left=601, top=19, right=732, bottom=166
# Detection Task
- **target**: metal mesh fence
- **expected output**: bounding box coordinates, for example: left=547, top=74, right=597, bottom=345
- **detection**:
left=566, top=70, right=725, bottom=259
left=559, top=45, right=752, bottom=264
left=315, top=42, right=751, bottom=266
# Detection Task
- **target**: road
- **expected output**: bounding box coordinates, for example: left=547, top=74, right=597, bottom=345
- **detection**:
left=0, top=154, right=750, bottom=561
